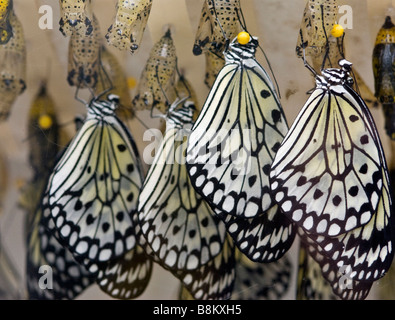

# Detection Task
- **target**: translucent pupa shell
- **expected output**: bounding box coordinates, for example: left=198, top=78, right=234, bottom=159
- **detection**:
left=193, top=0, right=243, bottom=56
left=0, top=10, right=26, bottom=120
left=132, top=29, right=177, bottom=114
left=203, top=50, right=225, bottom=88
left=59, top=0, right=93, bottom=37
left=67, top=14, right=101, bottom=89
left=94, top=45, right=134, bottom=119
left=0, top=0, right=13, bottom=44
left=296, top=0, right=339, bottom=58
left=106, top=0, right=152, bottom=54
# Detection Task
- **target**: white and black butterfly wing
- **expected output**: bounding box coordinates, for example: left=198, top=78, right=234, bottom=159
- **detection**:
left=94, top=206, right=153, bottom=300
left=305, top=166, right=394, bottom=283
left=270, top=87, right=383, bottom=237
left=175, top=235, right=236, bottom=300
left=27, top=199, right=94, bottom=300
left=296, top=241, right=338, bottom=300
left=187, top=43, right=288, bottom=219
left=96, top=245, right=153, bottom=300
left=138, top=103, right=227, bottom=270
left=215, top=204, right=295, bottom=262
left=45, top=103, right=143, bottom=266
left=299, top=231, right=374, bottom=300
left=231, top=249, right=293, bottom=300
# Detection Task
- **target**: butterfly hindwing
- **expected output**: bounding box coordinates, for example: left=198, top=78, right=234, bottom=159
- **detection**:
left=215, top=204, right=295, bottom=262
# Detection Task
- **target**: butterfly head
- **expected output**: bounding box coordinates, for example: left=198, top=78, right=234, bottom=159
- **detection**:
left=317, top=59, right=354, bottom=89
left=225, top=31, right=258, bottom=62
left=88, top=94, right=119, bottom=117
left=167, top=98, right=195, bottom=129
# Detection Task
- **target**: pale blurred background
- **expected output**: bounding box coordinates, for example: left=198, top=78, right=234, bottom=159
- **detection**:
left=0, top=0, right=393, bottom=300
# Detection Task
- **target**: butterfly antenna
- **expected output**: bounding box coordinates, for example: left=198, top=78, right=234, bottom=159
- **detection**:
left=337, top=33, right=346, bottom=59
left=235, top=5, right=248, bottom=33
left=208, top=48, right=225, bottom=61
left=74, top=86, right=87, bottom=105
left=94, top=47, right=114, bottom=101
left=175, top=65, right=192, bottom=101
left=258, top=45, right=282, bottom=99
left=134, top=113, right=152, bottom=131
left=320, top=4, right=333, bottom=70
left=302, top=47, right=318, bottom=77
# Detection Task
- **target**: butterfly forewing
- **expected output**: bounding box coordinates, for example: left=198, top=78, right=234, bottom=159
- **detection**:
left=45, top=97, right=143, bottom=266
left=138, top=101, right=227, bottom=271
left=270, top=59, right=395, bottom=299
left=187, top=36, right=288, bottom=219
left=270, top=85, right=383, bottom=237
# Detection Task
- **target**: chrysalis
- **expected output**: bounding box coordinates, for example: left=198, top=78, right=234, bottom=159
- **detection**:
left=204, top=50, right=225, bottom=89
left=373, top=16, right=395, bottom=139
left=19, top=83, right=60, bottom=233
left=106, top=0, right=152, bottom=54
left=94, top=45, right=134, bottom=119
left=132, top=29, right=177, bottom=114
left=296, top=0, right=339, bottom=59
left=193, top=0, right=243, bottom=56
left=0, top=0, right=13, bottom=44
left=193, top=0, right=242, bottom=88
left=0, top=9, right=26, bottom=120
left=67, top=14, right=101, bottom=89
left=59, top=0, right=93, bottom=37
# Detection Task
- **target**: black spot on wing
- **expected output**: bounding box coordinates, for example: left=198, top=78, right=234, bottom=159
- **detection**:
left=261, top=90, right=271, bottom=99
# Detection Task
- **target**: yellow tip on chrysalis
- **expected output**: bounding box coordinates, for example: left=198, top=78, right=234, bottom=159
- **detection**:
left=331, top=24, right=345, bottom=38
left=237, top=31, right=250, bottom=45
left=127, top=77, right=137, bottom=89
left=38, top=114, right=53, bottom=130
